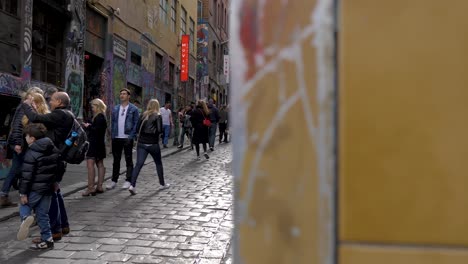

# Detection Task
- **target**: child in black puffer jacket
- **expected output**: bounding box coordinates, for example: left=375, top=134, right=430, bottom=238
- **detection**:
left=17, top=123, right=59, bottom=250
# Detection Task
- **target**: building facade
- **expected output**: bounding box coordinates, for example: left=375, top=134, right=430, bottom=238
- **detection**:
left=87, top=0, right=198, bottom=118
left=197, top=0, right=229, bottom=105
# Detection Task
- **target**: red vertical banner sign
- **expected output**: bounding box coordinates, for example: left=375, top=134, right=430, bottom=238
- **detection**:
left=180, top=35, right=190, bottom=82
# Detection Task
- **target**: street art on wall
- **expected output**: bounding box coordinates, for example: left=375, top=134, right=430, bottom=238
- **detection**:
left=0, top=73, right=22, bottom=96
left=163, top=55, right=169, bottom=83
left=101, top=52, right=113, bottom=111
left=197, top=23, right=209, bottom=94
left=113, top=57, right=127, bottom=103
left=67, top=72, right=83, bottom=113
left=65, top=0, right=86, bottom=116
left=142, top=71, right=155, bottom=106
left=127, top=63, right=142, bottom=87
left=21, top=0, right=33, bottom=82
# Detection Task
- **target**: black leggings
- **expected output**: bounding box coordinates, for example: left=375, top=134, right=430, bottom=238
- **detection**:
left=195, top=143, right=207, bottom=156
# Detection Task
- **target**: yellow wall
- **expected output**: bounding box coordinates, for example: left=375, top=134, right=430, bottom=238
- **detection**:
left=233, top=0, right=336, bottom=263
left=339, top=0, right=468, bottom=262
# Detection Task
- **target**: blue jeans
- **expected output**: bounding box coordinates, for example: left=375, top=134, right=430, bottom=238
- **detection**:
left=162, top=125, right=170, bottom=145
left=49, top=188, right=69, bottom=234
left=209, top=123, right=218, bottom=148
left=1, top=151, right=24, bottom=196
left=19, top=192, right=52, bottom=241
left=130, top=143, right=165, bottom=187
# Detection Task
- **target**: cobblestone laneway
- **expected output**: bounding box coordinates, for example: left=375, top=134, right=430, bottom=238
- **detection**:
left=0, top=143, right=233, bottom=264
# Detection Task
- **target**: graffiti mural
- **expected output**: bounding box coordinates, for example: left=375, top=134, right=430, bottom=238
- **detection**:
left=127, top=63, right=142, bottom=87
left=163, top=55, right=169, bottom=83
left=197, top=23, right=209, bottom=88
left=142, top=70, right=155, bottom=106
left=21, top=0, right=33, bottom=82
left=64, top=0, right=86, bottom=116
left=0, top=73, right=22, bottom=96
left=113, top=57, right=127, bottom=103
left=101, top=52, right=113, bottom=111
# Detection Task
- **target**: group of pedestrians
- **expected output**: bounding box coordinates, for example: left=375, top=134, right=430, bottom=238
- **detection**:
left=0, top=88, right=74, bottom=250
left=0, top=85, right=228, bottom=251
left=177, top=100, right=230, bottom=159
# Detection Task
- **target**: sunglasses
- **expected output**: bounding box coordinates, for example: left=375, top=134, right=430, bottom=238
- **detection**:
left=121, top=108, right=126, bottom=116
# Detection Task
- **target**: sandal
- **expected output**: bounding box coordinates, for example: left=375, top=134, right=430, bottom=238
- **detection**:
left=95, top=186, right=104, bottom=194
left=82, top=188, right=96, bottom=196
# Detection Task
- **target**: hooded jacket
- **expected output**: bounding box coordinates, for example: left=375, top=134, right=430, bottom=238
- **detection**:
left=19, top=137, right=60, bottom=195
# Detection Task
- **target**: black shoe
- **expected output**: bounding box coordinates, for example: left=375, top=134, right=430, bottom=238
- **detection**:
left=30, top=240, right=54, bottom=251
left=177, top=145, right=183, bottom=149
left=163, top=145, right=168, bottom=148
left=210, top=147, right=214, bottom=151
left=204, top=153, right=210, bottom=160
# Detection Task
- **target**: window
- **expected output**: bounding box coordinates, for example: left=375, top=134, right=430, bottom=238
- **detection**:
left=155, top=53, right=163, bottom=84
left=180, top=7, right=187, bottom=35
left=159, top=0, right=168, bottom=25
left=197, top=0, right=202, bottom=20
left=131, top=52, right=141, bottom=66
left=0, top=0, right=18, bottom=16
left=170, top=0, right=176, bottom=33
left=212, top=42, right=217, bottom=70
left=169, top=62, right=175, bottom=85
left=32, top=2, right=65, bottom=86
left=218, top=3, right=221, bottom=28
left=213, top=0, right=217, bottom=24
left=221, top=3, right=224, bottom=29
left=189, top=18, right=195, bottom=52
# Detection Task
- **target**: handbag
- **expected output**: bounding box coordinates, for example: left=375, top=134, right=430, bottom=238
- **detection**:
left=200, top=110, right=211, bottom=127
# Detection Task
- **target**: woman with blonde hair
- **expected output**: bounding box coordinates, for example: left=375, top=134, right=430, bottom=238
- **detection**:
left=1, top=89, right=49, bottom=207
left=82, top=99, right=108, bottom=196
left=190, top=100, right=210, bottom=160
left=128, top=99, right=168, bottom=195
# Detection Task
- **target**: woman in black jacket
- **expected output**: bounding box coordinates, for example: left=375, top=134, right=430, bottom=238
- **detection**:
left=82, top=99, right=108, bottom=196
left=1, top=88, right=48, bottom=207
left=191, top=100, right=210, bottom=160
left=128, top=99, right=168, bottom=195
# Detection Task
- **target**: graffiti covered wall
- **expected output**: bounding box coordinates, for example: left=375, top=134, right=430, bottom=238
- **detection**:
left=21, top=0, right=33, bottom=82
left=112, top=57, right=127, bottom=103
left=64, top=0, right=86, bottom=117
left=197, top=23, right=209, bottom=98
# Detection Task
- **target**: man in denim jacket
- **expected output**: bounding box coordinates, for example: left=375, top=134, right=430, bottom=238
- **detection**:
left=107, top=88, right=140, bottom=190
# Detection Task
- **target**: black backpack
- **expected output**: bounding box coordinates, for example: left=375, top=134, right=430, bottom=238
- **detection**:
left=61, top=111, right=89, bottom=164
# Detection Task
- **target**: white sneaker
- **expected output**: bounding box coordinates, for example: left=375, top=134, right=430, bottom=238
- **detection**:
left=122, top=181, right=131, bottom=189
left=159, top=184, right=170, bottom=190
left=17, top=215, right=35, bottom=241
left=106, top=181, right=116, bottom=190
left=128, top=186, right=136, bottom=195
left=197, top=156, right=201, bottom=161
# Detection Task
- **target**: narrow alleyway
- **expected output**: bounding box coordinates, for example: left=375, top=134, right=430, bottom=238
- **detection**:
left=0, top=143, right=233, bottom=264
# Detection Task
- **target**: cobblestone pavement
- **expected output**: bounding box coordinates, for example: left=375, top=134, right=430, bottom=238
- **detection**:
left=0, top=143, right=233, bottom=264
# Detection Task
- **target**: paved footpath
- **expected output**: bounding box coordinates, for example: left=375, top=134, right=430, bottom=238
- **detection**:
left=0, top=143, right=233, bottom=264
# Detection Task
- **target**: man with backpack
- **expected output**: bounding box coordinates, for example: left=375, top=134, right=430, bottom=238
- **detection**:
left=22, top=91, right=73, bottom=242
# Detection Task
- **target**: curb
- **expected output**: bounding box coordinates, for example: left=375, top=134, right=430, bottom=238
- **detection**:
left=0, top=146, right=191, bottom=222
